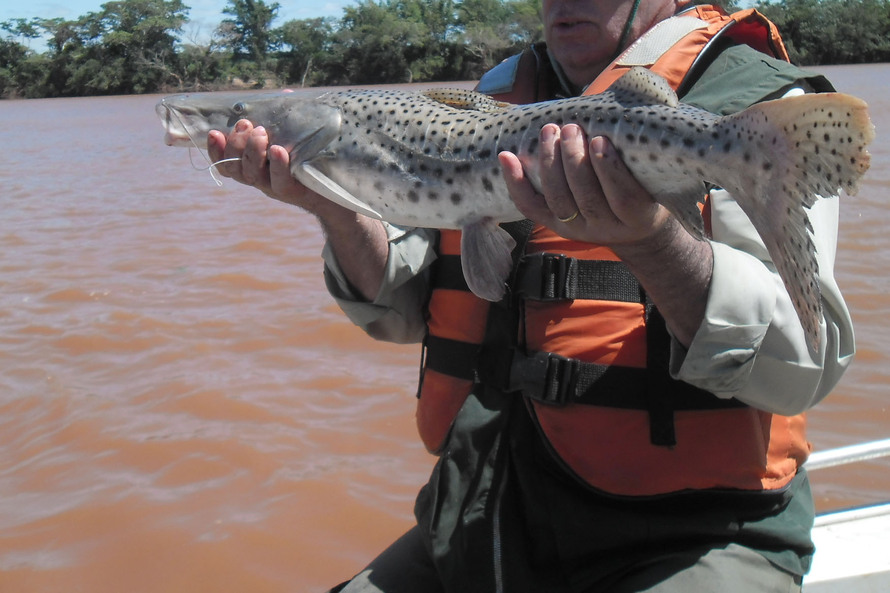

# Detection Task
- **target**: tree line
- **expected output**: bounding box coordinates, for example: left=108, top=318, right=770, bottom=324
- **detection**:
left=1, top=0, right=888, bottom=99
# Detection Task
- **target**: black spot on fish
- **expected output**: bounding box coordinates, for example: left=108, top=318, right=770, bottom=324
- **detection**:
left=450, top=193, right=462, bottom=204
left=408, top=190, right=419, bottom=202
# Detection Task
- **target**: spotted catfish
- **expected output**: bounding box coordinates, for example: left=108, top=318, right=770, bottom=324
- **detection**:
left=156, top=67, right=874, bottom=350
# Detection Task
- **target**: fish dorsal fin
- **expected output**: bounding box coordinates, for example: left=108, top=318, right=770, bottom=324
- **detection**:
left=604, top=66, right=679, bottom=108
left=421, top=88, right=514, bottom=113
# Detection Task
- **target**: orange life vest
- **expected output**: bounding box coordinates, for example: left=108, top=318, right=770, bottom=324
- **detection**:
left=416, top=5, right=811, bottom=496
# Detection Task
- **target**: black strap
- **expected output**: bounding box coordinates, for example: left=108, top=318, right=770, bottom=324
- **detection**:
left=515, top=253, right=645, bottom=302
left=424, top=334, right=479, bottom=383
left=496, top=348, right=745, bottom=412
left=430, top=254, right=468, bottom=292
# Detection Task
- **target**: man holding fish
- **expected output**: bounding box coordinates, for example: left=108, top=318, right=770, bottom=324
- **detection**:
left=205, top=0, right=858, bottom=590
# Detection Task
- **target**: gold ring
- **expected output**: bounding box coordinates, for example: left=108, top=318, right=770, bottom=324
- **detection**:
left=558, top=210, right=580, bottom=223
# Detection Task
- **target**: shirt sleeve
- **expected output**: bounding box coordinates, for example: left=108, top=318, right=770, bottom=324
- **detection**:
left=671, top=186, right=855, bottom=415
left=322, top=222, right=438, bottom=344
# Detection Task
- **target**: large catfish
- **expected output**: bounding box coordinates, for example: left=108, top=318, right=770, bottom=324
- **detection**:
left=157, top=67, right=874, bottom=350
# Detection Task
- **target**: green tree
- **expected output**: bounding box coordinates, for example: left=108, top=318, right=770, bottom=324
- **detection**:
left=757, top=0, right=890, bottom=65
left=456, top=0, right=542, bottom=79
left=275, top=17, right=335, bottom=86
left=220, top=0, right=280, bottom=81
left=0, top=38, right=26, bottom=97
left=329, top=0, right=420, bottom=84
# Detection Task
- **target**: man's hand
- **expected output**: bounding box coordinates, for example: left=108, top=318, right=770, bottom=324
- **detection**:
left=499, top=123, right=673, bottom=248
left=207, top=120, right=344, bottom=218
left=206, top=120, right=389, bottom=302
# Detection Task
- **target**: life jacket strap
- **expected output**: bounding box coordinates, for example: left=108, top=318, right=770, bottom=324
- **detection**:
left=480, top=346, right=746, bottom=447
left=515, top=253, right=646, bottom=302
left=490, top=348, right=745, bottom=410
left=422, top=334, right=479, bottom=383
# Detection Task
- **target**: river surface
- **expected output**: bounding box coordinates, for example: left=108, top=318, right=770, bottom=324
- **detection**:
left=1, top=63, right=888, bottom=591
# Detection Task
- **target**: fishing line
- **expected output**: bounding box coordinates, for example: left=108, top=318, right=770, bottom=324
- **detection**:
left=187, top=150, right=242, bottom=187
left=167, top=105, right=242, bottom=186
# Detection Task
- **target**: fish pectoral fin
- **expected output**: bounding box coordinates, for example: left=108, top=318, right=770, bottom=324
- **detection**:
left=460, top=219, right=517, bottom=301
left=421, top=88, right=514, bottom=113
left=293, top=162, right=383, bottom=220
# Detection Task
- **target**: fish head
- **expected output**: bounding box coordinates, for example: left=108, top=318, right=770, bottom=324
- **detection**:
left=156, top=91, right=337, bottom=154
left=155, top=93, right=247, bottom=148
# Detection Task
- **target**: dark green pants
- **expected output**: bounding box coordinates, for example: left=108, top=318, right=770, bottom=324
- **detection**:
left=330, top=388, right=811, bottom=593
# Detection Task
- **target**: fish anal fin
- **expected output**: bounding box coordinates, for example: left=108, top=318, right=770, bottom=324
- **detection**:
left=460, top=219, right=516, bottom=301
left=654, top=188, right=707, bottom=241
left=605, top=67, right=679, bottom=108
left=760, top=210, right=823, bottom=353
left=421, top=88, right=514, bottom=113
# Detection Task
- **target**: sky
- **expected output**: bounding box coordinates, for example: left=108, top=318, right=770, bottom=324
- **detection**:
left=0, top=0, right=357, bottom=49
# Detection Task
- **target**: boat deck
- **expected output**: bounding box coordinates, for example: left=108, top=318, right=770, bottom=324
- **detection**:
left=805, top=502, right=890, bottom=591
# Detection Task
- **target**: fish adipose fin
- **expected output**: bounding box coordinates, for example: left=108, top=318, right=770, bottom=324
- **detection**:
left=421, top=89, right=514, bottom=113
left=460, top=219, right=517, bottom=301
left=718, top=92, right=874, bottom=351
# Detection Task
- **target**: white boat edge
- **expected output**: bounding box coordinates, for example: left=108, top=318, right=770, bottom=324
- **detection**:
left=804, top=439, right=890, bottom=591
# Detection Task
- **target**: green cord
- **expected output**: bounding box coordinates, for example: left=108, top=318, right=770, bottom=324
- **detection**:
left=612, top=0, right=642, bottom=61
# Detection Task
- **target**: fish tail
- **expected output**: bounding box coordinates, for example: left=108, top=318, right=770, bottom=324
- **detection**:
left=749, top=92, right=873, bottom=201
left=715, top=93, right=874, bottom=350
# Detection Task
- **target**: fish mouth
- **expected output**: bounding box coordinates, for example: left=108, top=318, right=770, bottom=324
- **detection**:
left=156, top=102, right=205, bottom=148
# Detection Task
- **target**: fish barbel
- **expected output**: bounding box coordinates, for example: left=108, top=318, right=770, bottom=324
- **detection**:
left=156, top=67, right=874, bottom=350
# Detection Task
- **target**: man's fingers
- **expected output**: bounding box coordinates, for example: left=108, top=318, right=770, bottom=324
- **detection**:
left=207, top=130, right=226, bottom=164
left=241, top=126, right=270, bottom=185
left=499, top=150, right=549, bottom=222
left=559, top=125, right=608, bottom=222
left=588, top=135, right=658, bottom=222
left=268, top=144, right=295, bottom=196
left=536, top=124, right=580, bottom=221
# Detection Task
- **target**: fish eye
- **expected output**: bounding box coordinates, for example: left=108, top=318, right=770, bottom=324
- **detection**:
left=232, top=102, right=246, bottom=114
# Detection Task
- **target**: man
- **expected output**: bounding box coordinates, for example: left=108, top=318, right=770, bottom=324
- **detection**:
left=208, top=0, right=855, bottom=590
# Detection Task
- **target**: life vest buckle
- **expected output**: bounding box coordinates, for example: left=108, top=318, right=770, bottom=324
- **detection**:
left=508, top=350, right=580, bottom=406
left=516, top=253, right=577, bottom=301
